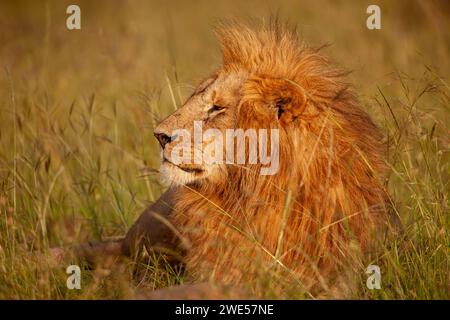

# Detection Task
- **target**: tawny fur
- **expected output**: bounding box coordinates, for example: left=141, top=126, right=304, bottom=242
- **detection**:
left=169, top=22, right=389, bottom=294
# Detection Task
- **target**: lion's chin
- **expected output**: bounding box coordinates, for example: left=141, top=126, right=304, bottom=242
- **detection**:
left=159, top=161, right=207, bottom=186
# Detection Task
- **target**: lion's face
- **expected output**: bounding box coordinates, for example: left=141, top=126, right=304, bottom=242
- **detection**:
left=155, top=70, right=249, bottom=185
left=154, top=63, right=310, bottom=186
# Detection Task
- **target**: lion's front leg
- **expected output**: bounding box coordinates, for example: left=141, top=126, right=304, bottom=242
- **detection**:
left=47, top=187, right=182, bottom=266
left=122, top=187, right=182, bottom=259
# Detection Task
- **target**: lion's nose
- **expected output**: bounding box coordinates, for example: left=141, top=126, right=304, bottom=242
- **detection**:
left=154, top=132, right=171, bottom=149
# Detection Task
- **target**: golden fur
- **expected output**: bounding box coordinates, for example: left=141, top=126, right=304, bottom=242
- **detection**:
left=159, top=22, right=389, bottom=293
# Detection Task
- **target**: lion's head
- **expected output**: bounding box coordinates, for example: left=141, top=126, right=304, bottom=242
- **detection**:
left=155, top=21, right=390, bottom=293
left=155, top=69, right=247, bottom=185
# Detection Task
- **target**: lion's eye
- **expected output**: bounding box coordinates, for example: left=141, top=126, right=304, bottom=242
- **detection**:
left=208, top=105, right=225, bottom=113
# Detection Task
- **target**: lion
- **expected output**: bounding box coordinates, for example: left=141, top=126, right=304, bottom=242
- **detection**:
left=54, top=21, right=392, bottom=298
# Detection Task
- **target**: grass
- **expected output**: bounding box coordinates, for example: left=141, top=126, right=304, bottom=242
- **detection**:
left=0, top=0, right=448, bottom=299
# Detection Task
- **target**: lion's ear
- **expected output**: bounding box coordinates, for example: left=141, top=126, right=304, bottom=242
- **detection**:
left=243, top=76, right=308, bottom=125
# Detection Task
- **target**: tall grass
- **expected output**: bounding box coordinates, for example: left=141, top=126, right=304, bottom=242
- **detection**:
left=0, top=0, right=448, bottom=299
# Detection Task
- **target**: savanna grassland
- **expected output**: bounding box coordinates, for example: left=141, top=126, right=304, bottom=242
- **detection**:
left=0, top=0, right=448, bottom=299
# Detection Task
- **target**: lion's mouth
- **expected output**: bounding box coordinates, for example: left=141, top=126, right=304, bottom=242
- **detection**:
left=163, top=158, right=204, bottom=174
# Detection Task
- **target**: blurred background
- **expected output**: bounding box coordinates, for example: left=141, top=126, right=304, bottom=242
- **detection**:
left=0, top=0, right=448, bottom=299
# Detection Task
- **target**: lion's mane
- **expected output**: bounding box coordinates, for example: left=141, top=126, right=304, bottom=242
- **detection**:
left=172, top=22, right=389, bottom=293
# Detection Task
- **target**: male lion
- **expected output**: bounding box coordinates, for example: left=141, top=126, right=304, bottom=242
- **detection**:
left=58, top=21, right=392, bottom=297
